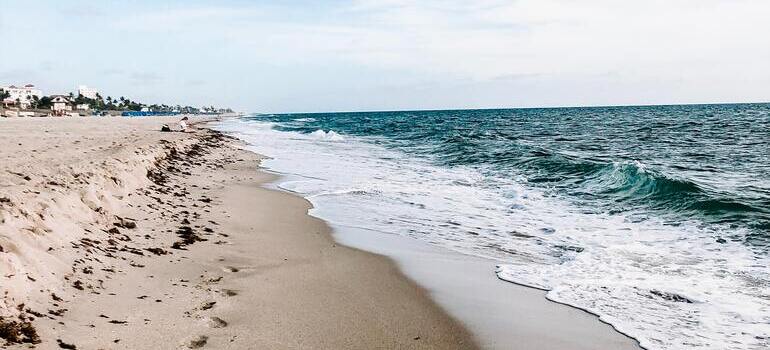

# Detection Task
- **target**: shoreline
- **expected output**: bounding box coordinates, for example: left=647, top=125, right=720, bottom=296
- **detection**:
left=0, top=115, right=642, bottom=349
left=0, top=116, right=477, bottom=349
left=251, top=155, right=643, bottom=350
left=328, top=224, right=644, bottom=350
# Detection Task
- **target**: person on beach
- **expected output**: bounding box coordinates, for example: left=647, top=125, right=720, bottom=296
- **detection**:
left=179, top=116, right=189, bottom=132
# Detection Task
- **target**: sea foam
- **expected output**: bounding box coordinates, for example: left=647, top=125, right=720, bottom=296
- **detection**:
left=215, top=117, right=770, bottom=350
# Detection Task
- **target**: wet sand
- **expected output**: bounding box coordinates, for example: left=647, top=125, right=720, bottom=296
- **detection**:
left=331, top=226, right=642, bottom=350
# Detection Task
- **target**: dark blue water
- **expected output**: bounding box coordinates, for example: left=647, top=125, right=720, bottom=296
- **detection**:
left=258, top=103, right=770, bottom=248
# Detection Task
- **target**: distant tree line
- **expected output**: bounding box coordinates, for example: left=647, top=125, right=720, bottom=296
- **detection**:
left=70, top=93, right=143, bottom=111
left=75, top=93, right=233, bottom=113
left=2, top=87, right=233, bottom=114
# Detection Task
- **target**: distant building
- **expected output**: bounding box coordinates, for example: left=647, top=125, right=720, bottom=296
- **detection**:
left=2, top=84, right=42, bottom=109
left=0, top=96, right=15, bottom=109
left=77, top=85, right=99, bottom=100
left=76, top=104, right=90, bottom=111
left=50, top=95, right=73, bottom=115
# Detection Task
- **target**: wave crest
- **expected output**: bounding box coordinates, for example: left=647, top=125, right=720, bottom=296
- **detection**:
left=309, top=130, right=345, bottom=141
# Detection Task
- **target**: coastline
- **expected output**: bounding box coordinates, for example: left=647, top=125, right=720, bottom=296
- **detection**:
left=238, top=134, right=643, bottom=350
left=0, top=116, right=476, bottom=349
left=327, top=225, right=643, bottom=350
left=1, top=115, right=640, bottom=349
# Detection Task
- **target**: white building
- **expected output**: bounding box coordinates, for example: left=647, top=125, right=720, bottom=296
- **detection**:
left=2, top=84, right=42, bottom=109
left=77, top=85, right=99, bottom=100
left=50, top=95, right=73, bottom=115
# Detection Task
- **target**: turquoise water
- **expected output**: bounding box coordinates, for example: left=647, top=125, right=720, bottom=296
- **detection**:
left=265, top=104, right=770, bottom=244
left=219, top=103, right=769, bottom=350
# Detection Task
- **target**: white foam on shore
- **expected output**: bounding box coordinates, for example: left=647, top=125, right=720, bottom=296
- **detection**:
left=215, top=118, right=770, bottom=350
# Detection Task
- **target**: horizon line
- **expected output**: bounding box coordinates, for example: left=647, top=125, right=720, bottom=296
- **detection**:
left=258, top=100, right=770, bottom=115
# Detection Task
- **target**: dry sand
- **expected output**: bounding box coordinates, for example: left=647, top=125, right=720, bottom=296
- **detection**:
left=0, top=116, right=476, bottom=349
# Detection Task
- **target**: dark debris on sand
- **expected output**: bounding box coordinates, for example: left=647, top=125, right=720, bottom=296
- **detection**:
left=0, top=313, right=41, bottom=345
left=8, top=130, right=241, bottom=346
left=171, top=226, right=208, bottom=250
left=56, top=338, right=77, bottom=349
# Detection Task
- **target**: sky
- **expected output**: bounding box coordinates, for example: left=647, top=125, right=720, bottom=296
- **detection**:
left=1, top=0, right=769, bottom=113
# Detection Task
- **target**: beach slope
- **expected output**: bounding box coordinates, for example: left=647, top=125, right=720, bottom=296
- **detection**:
left=0, top=117, right=476, bottom=349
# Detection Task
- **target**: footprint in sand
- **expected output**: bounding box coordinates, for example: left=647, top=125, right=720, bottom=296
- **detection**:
left=200, top=301, right=216, bottom=310
left=186, top=335, right=208, bottom=349
left=220, top=289, right=238, bottom=297
left=206, top=317, right=228, bottom=328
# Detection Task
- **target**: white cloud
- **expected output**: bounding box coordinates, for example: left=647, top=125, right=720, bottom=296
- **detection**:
left=3, top=0, right=769, bottom=111
left=122, top=0, right=769, bottom=83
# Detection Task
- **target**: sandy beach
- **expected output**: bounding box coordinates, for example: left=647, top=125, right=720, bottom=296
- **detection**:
left=0, top=116, right=476, bottom=349
left=1, top=116, right=639, bottom=349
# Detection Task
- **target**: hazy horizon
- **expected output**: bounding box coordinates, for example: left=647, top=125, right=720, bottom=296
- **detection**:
left=2, top=1, right=769, bottom=113
left=263, top=100, right=770, bottom=115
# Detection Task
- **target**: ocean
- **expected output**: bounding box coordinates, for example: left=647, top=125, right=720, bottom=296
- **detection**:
left=215, top=104, right=770, bottom=350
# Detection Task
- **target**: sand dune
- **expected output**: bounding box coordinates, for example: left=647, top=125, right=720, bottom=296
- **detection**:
left=0, top=117, right=200, bottom=341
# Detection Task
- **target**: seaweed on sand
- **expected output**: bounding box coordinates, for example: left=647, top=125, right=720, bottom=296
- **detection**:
left=0, top=315, right=40, bottom=345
